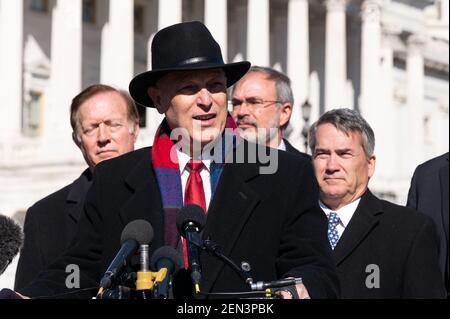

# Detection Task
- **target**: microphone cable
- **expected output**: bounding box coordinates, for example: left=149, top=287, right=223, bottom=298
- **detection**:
left=199, top=290, right=279, bottom=299
left=32, top=286, right=100, bottom=299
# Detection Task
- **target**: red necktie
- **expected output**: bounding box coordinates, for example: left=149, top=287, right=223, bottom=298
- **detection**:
left=184, top=160, right=206, bottom=213
left=182, top=160, right=206, bottom=268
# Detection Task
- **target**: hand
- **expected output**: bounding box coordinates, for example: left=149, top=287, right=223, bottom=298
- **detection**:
left=276, top=283, right=311, bottom=299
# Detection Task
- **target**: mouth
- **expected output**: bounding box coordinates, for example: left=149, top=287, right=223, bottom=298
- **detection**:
left=324, top=177, right=344, bottom=183
left=193, top=113, right=216, bottom=127
left=237, top=121, right=256, bottom=129
left=97, top=150, right=117, bottom=157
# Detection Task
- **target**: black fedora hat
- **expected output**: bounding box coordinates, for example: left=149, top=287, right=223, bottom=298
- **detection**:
left=129, top=21, right=251, bottom=108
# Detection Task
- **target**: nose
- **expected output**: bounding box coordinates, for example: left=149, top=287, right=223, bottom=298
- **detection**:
left=234, top=100, right=251, bottom=118
left=325, top=154, right=340, bottom=174
left=197, top=88, right=213, bottom=109
left=97, top=123, right=111, bottom=145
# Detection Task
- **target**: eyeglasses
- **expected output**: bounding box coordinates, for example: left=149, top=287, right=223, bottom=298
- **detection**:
left=230, top=97, right=282, bottom=110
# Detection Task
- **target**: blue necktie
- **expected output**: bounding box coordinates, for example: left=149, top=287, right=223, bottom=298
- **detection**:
left=327, top=212, right=340, bottom=250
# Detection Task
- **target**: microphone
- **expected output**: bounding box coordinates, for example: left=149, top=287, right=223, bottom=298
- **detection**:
left=176, top=204, right=206, bottom=294
left=99, top=220, right=153, bottom=291
left=250, top=277, right=303, bottom=291
left=0, top=215, right=23, bottom=276
left=150, top=246, right=183, bottom=299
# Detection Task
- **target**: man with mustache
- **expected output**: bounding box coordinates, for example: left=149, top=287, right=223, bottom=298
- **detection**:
left=310, top=108, right=445, bottom=298
left=14, top=85, right=140, bottom=290
left=231, top=66, right=309, bottom=159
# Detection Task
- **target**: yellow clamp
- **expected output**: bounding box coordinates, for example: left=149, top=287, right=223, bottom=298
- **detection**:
left=136, top=268, right=168, bottom=291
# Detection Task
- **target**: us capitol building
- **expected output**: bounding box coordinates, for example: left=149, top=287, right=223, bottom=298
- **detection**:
left=0, top=0, right=448, bottom=288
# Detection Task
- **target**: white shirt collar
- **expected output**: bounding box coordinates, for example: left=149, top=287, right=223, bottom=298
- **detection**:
left=277, top=139, right=286, bottom=151
left=319, top=198, right=361, bottom=228
left=176, top=149, right=211, bottom=173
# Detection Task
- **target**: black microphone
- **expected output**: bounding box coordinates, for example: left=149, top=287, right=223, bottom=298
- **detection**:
left=150, top=246, right=183, bottom=299
left=0, top=215, right=23, bottom=276
left=176, top=204, right=206, bottom=294
left=250, top=277, right=303, bottom=291
left=99, top=220, right=153, bottom=291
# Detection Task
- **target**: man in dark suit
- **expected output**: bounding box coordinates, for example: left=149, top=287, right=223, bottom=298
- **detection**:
left=18, top=22, right=338, bottom=299
left=309, top=108, right=445, bottom=298
left=407, top=152, right=449, bottom=295
left=14, top=85, right=140, bottom=291
left=231, top=66, right=310, bottom=160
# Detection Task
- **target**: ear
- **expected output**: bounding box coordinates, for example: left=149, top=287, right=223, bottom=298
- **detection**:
left=367, top=154, right=376, bottom=178
left=72, top=131, right=81, bottom=149
left=148, top=87, right=166, bottom=114
left=132, top=124, right=140, bottom=142
left=279, top=103, right=293, bottom=128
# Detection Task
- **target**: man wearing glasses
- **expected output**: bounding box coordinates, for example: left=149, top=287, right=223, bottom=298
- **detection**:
left=231, top=66, right=309, bottom=159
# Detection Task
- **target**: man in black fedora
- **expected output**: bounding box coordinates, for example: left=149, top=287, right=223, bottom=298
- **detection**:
left=16, top=21, right=339, bottom=299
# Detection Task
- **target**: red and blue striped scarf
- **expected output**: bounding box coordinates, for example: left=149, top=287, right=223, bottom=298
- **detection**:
left=151, top=114, right=240, bottom=248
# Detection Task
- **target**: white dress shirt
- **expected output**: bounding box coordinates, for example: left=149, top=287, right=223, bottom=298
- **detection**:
left=319, top=198, right=361, bottom=239
left=177, top=149, right=212, bottom=211
left=277, top=139, right=287, bottom=151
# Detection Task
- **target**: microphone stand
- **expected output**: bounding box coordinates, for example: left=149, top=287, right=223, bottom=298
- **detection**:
left=190, top=237, right=300, bottom=298
left=187, top=236, right=254, bottom=286
left=96, top=266, right=136, bottom=299
left=201, top=239, right=254, bottom=285
left=97, top=286, right=131, bottom=299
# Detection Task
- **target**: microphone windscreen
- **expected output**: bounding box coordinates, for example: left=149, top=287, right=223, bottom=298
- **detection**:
left=176, top=204, right=206, bottom=236
left=0, top=215, right=23, bottom=275
left=150, top=246, right=183, bottom=271
left=120, top=219, right=154, bottom=245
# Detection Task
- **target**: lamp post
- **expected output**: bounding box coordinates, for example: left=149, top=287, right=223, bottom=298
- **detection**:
left=301, top=99, right=312, bottom=153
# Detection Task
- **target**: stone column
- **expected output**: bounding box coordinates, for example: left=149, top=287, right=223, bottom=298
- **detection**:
left=147, top=0, right=182, bottom=74
left=440, top=0, right=449, bottom=24
left=205, top=0, right=228, bottom=61
left=325, top=0, right=347, bottom=110
left=287, top=0, right=310, bottom=149
left=0, top=0, right=23, bottom=138
left=143, top=0, right=182, bottom=141
left=100, top=0, right=134, bottom=90
left=158, top=0, right=182, bottom=30
left=46, top=0, right=82, bottom=137
left=247, top=0, right=269, bottom=66
left=407, top=34, right=426, bottom=168
left=360, top=0, right=381, bottom=119
left=379, top=26, right=400, bottom=178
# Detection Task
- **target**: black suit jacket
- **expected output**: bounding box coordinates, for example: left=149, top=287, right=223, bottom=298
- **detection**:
left=407, top=152, right=449, bottom=294
left=20, top=143, right=339, bottom=299
left=14, top=169, right=92, bottom=291
left=283, top=138, right=311, bottom=161
left=334, top=190, right=445, bottom=298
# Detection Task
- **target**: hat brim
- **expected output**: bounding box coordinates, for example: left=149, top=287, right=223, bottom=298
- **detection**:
left=129, top=61, right=251, bottom=108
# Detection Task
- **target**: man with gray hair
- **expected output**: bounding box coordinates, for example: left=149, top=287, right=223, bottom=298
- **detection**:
left=309, top=108, right=445, bottom=298
left=231, top=66, right=309, bottom=159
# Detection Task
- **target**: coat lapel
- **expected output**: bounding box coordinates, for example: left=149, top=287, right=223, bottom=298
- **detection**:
left=333, top=190, right=383, bottom=265
left=200, top=161, right=261, bottom=292
left=439, top=154, right=449, bottom=244
left=119, top=150, right=165, bottom=248
left=67, top=168, right=93, bottom=223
